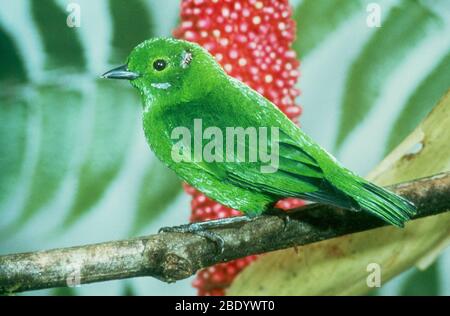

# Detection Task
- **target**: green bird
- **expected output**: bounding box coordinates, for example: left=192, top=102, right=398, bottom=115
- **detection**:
left=103, top=38, right=416, bottom=244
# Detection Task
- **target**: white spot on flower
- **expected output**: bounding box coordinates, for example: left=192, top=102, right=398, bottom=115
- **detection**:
left=252, top=16, right=261, bottom=25
left=220, top=38, right=229, bottom=46
left=229, top=50, right=239, bottom=59
left=182, top=21, right=193, bottom=28
left=222, top=7, right=230, bottom=17
left=185, top=31, right=195, bottom=40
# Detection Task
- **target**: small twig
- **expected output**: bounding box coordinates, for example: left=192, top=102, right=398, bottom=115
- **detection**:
left=1, top=172, right=449, bottom=294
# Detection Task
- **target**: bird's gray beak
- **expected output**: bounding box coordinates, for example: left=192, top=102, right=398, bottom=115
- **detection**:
left=101, top=64, right=140, bottom=80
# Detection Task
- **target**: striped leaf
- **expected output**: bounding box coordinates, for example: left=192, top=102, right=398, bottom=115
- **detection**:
left=385, top=51, right=450, bottom=153
left=335, top=0, right=441, bottom=149
left=294, top=0, right=363, bottom=57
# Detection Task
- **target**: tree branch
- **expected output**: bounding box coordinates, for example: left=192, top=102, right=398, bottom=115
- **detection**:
left=1, top=172, right=449, bottom=294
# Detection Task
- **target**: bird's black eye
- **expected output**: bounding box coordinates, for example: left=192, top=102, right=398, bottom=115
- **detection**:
left=153, top=59, right=167, bottom=71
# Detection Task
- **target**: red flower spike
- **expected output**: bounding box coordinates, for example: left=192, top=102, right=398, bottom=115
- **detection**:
left=175, top=0, right=303, bottom=295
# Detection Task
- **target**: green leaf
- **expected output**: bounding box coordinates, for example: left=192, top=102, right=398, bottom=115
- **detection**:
left=293, top=0, right=362, bottom=58
left=13, top=86, right=83, bottom=228
left=400, top=263, right=440, bottom=295
left=0, top=26, right=27, bottom=82
left=31, top=0, right=86, bottom=70
left=109, top=0, right=155, bottom=64
left=0, top=94, right=28, bottom=209
left=385, top=51, right=450, bottom=154
left=335, top=0, right=441, bottom=149
left=63, top=81, right=139, bottom=227
left=131, top=160, right=181, bottom=234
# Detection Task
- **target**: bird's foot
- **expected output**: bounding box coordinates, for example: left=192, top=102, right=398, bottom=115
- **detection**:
left=158, top=217, right=251, bottom=254
left=266, top=208, right=291, bottom=231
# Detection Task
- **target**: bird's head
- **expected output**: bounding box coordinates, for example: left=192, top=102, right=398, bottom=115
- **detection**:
left=102, top=38, right=224, bottom=106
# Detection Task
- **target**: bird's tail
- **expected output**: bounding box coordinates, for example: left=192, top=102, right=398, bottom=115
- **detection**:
left=330, top=170, right=417, bottom=227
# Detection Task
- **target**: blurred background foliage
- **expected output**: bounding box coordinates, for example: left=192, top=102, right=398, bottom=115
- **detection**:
left=0, top=0, right=448, bottom=295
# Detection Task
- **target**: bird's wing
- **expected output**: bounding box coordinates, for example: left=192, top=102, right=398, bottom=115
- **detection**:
left=217, top=129, right=347, bottom=204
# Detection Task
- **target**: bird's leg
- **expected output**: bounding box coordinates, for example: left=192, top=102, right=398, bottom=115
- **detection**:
left=158, top=216, right=252, bottom=254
